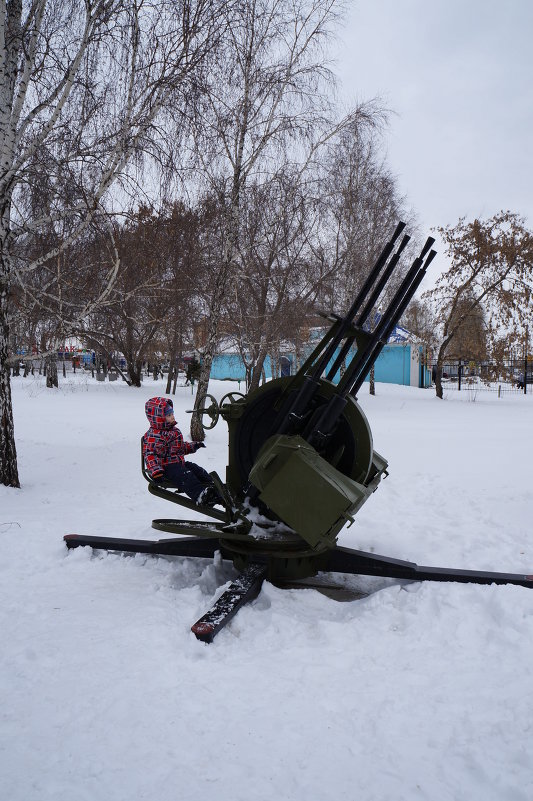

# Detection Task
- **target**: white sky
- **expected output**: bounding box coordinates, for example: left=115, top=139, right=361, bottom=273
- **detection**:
left=335, top=0, right=533, bottom=274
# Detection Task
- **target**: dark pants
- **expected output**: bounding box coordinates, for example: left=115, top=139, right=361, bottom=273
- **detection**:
left=162, top=461, right=212, bottom=502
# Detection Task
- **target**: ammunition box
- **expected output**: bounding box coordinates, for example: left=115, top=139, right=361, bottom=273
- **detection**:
left=249, top=435, right=387, bottom=549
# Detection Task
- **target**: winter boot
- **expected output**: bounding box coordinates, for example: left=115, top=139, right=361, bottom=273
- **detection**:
left=197, top=485, right=224, bottom=507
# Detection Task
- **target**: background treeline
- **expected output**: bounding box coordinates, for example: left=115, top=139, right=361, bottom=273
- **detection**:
left=2, top=0, right=532, bottom=487
left=9, top=128, right=410, bottom=391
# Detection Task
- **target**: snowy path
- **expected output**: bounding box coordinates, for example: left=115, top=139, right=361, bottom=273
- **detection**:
left=1, top=375, right=532, bottom=801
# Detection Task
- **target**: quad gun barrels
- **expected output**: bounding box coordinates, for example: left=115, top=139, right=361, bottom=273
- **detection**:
left=273, top=222, right=437, bottom=452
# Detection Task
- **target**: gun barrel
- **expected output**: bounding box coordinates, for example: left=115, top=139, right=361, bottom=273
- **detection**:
left=307, top=221, right=406, bottom=382
left=305, top=240, right=436, bottom=450
left=275, top=221, right=407, bottom=435
left=348, top=248, right=436, bottom=398
left=337, top=238, right=435, bottom=398
left=325, top=233, right=411, bottom=382
left=356, top=233, right=411, bottom=327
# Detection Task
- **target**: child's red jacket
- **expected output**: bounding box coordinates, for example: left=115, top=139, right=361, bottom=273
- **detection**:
left=142, top=396, right=195, bottom=478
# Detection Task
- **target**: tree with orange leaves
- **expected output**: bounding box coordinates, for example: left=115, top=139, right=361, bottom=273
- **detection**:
left=424, top=211, right=533, bottom=398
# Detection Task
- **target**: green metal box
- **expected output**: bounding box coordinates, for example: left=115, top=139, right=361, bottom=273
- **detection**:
left=249, top=435, right=385, bottom=550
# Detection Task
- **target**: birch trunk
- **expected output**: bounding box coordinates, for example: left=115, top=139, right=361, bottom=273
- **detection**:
left=248, top=346, right=268, bottom=393
left=190, top=201, right=239, bottom=440
left=45, top=353, right=58, bottom=388
left=0, top=204, right=19, bottom=485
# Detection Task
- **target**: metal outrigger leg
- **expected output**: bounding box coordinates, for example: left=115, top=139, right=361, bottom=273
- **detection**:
left=63, top=533, right=268, bottom=643
left=64, top=532, right=533, bottom=643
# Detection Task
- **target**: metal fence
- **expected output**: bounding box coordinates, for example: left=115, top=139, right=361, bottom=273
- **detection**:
left=431, top=360, right=532, bottom=395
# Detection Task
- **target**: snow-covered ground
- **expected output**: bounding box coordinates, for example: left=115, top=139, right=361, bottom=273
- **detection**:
left=1, top=372, right=533, bottom=801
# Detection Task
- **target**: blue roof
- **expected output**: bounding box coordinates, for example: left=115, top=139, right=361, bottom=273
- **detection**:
left=362, top=311, right=411, bottom=343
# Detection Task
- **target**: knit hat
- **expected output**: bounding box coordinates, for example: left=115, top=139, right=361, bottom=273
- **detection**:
left=164, top=403, right=174, bottom=417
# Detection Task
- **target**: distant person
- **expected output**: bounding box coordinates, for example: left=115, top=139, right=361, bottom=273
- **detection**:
left=185, top=356, right=201, bottom=386
left=142, top=396, right=222, bottom=506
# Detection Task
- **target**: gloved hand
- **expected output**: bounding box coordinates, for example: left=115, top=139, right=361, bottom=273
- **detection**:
left=192, top=442, right=206, bottom=452
left=151, top=470, right=164, bottom=481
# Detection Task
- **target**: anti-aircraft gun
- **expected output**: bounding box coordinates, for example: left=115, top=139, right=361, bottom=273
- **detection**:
left=65, top=222, right=533, bottom=641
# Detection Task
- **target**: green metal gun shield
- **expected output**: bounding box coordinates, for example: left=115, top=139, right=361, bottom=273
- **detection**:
left=249, top=435, right=386, bottom=550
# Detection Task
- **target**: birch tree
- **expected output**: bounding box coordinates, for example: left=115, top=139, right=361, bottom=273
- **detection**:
left=319, top=126, right=413, bottom=317
left=225, top=171, right=333, bottom=393
left=186, top=0, right=375, bottom=439
left=0, top=0, right=219, bottom=487
left=314, top=125, right=413, bottom=397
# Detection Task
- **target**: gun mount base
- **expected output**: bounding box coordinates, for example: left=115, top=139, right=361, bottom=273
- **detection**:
left=64, top=532, right=533, bottom=643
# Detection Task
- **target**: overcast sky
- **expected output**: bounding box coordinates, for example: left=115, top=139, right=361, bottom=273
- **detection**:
left=334, top=0, right=533, bottom=274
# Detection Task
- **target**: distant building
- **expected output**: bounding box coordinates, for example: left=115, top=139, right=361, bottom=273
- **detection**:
left=207, top=327, right=431, bottom=388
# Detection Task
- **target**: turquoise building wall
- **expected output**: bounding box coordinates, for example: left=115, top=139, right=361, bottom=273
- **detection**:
left=373, top=345, right=411, bottom=385
left=210, top=354, right=249, bottom=381
left=211, top=344, right=431, bottom=388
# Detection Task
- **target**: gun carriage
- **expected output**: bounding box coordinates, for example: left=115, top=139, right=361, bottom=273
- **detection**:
left=65, top=222, right=533, bottom=641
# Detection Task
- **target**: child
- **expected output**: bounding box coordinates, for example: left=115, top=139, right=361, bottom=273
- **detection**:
left=142, top=396, right=221, bottom=506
